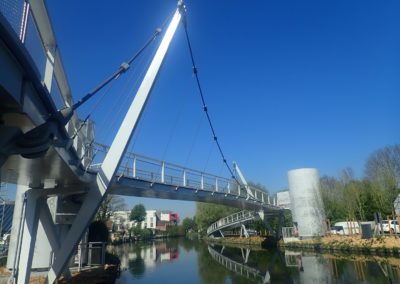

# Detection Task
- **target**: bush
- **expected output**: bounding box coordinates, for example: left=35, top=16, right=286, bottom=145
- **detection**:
left=130, top=227, right=153, bottom=240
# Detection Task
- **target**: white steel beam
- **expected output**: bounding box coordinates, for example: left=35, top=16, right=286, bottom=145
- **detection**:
left=99, top=8, right=182, bottom=188
left=233, top=162, right=254, bottom=198
left=16, top=191, right=41, bottom=284
left=46, top=5, right=183, bottom=283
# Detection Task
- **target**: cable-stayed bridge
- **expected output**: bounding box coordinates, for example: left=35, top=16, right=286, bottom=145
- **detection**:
left=0, top=1, right=283, bottom=283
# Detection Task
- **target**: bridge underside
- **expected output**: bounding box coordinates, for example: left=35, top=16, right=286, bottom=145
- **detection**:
left=0, top=13, right=91, bottom=188
left=111, top=176, right=280, bottom=212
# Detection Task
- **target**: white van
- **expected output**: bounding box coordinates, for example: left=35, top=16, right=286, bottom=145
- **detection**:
left=330, top=221, right=360, bottom=235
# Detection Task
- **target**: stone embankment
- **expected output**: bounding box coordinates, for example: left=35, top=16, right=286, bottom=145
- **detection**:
left=280, top=235, right=400, bottom=255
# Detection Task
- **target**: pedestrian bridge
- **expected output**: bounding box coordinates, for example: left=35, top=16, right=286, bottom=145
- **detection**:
left=91, top=143, right=282, bottom=212
left=0, top=1, right=284, bottom=283
left=207, top=210, right=259, bottom=236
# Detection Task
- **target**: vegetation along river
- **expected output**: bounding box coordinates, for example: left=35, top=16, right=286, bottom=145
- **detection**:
left=108, top=238, right=400, bottom=283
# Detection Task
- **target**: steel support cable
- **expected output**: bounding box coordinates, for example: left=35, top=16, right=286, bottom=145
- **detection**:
left=120, top=43, right=163, bottom=176
left=86, top=52, right=150, bottom=170
left=203, top=141, right=215, bottom=173
left=125, top=40, right=161, bottom=152
left=161, top=91, right=188, bottom=161
left=62, top=8, right=176, bottom=127
left=71, top=79, right=116, bottom=139
left=122, top=73, right=152, bottom=169
left=70, top=26, right=165, bottom=139
left=68, top=30, right=160, bottom=113
left=97, top=9, right=175, bottom=144
left=183, top=114, right=204, bottom=168
left=182, top=20, right=239, bottom=183
left=97, top=44, right=151, bottom=143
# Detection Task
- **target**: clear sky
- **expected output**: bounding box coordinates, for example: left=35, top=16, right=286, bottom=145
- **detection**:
left=41, top=0, right=400, bottom=219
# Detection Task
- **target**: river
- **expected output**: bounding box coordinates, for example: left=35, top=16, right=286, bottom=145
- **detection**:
left=109, top=238, right=399, bottom=283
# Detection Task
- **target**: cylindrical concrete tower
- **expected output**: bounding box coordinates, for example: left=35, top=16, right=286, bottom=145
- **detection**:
left=288, top=168, right=326, bottom=238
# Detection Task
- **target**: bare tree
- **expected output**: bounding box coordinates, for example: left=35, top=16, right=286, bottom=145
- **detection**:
left=365, top=144, right=400, bottom=216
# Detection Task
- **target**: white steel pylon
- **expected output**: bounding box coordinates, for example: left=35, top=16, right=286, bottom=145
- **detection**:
left=43, top=3, right=185, bottom=283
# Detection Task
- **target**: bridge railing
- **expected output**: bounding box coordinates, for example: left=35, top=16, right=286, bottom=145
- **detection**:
left=90, top=143, right=234, bottom=192
left=207, top=210, right=256, bottom=235
left=208, top=246, right=262, bottom=281
left=0, top=0, right=94, bottom=167
left=90, top=143, right=277, bottom=208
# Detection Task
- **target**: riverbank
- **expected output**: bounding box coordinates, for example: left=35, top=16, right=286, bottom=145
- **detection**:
left=205, top=236, right=266, bottom=248
left=280, top=235, right=400, bottom=255
left=0, top=265, right=119, bottom=284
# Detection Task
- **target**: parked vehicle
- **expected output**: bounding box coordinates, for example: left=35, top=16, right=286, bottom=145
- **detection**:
left=247, top=229, right=257, bottom=236
left=330, top=221, right=360, bottom=235
left=380, top=220, right=400, bottom=234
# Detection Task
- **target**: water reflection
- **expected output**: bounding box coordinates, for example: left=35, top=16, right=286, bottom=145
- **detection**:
left=110, top=241, right=179, bottom=279
left=111, top=238, right=400, bottom=283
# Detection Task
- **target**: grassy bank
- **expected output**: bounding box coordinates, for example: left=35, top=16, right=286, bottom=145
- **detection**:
left=280, top=235, right=400, bottom=255
left=205, top=236, right=266, bottom=248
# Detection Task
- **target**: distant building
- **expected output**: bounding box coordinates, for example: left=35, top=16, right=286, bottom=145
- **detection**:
left=109, top=210, right=136, bottom=232
left=141, top=210, right=179, bottom=231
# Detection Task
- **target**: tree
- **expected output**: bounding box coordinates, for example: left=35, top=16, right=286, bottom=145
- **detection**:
left=195, top=203, right=239, bottom=233
left=320, top=175, right=346, bottom=222
left=96, top=195, right=127, bottom=221
left=130, top=204, right=146, bottom=223
left=365, top=144, right=400, bottom=216
left=182, top=217, right=196, bottom=233
left=248, top=181, right=269, bottom=194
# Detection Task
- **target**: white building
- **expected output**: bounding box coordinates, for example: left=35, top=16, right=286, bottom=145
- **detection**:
left=141, top=210, right=179, bottom=231
left=142, top=210, right=157, bottom=230
left=110, top=210, right=135, bottom=232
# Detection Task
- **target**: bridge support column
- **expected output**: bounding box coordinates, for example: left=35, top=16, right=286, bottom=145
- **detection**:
left=15, top=189, right=41, bottom=284
left=46, top=182, right=105, bottom=283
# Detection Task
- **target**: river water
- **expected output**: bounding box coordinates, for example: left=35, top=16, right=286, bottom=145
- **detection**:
left=109, top=238, right=399, bottom=283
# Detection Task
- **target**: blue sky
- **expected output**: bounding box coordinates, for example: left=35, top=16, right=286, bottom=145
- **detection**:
left=40, top=0, right=400, bottom=218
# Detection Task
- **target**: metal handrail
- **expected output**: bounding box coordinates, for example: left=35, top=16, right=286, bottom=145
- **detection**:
left=207, top=210, right=256, bottom=235
left=208, top=246, right=262, bottom=281
left=90, top=142, right=272, bottom=206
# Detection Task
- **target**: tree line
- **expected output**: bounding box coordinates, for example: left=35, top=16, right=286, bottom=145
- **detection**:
left=321, top=144, right=400, bottom=223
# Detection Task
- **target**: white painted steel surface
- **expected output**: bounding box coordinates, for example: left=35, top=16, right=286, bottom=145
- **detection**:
left=207, top=210, right=257, bottom=236
left=288, top=168, right=326, bottom=238
left=47, top=7, right=183, bottom=283
left=100, top=9, right=182, bottom=186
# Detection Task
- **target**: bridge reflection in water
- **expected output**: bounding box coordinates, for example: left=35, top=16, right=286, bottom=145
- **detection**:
left=109, top=239, right=400, bottom=284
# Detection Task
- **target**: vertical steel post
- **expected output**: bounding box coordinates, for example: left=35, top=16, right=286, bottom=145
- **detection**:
left=183, top=170, right=186, bottom=187
left=43, top=49, right=55, bottom=92
left=201, top=174, right=204, bottom=190
left=16, top=191, right=41, bottom=284
left=161, top=161, right=165, bottom=183
left=133, top=156, right=137, bottom=178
